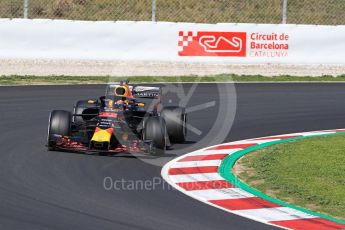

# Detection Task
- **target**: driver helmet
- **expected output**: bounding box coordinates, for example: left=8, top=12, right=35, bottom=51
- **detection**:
left=114, top=80, right=133, bottom=98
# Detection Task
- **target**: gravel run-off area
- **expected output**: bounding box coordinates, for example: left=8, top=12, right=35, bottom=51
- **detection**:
left=1, top=59, right=345, bottom=77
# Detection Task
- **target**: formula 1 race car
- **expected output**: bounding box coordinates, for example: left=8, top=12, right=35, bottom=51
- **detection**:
left=47, top=81, right=187, bottom=156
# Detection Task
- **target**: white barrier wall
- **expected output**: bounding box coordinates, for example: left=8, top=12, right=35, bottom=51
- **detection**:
left=0, top=19, right=344, bottom=64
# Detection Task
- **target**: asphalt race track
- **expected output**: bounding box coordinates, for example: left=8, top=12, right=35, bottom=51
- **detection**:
left=1, top=83, right=345, bottom=230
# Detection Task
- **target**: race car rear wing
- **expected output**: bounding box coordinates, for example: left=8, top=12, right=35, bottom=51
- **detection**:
left=106, top=84, right=161, bottom=99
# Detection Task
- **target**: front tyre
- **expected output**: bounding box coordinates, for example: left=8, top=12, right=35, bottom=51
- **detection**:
left=47, top=110, right=72, bottom=151
left=143, top=117, right=166, bottom=156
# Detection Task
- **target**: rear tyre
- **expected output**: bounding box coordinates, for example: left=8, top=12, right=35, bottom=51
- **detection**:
left=47, top=110, right=72, bottom=151
left=161, top=106, right=186, bottom=143
left=143, top=117, right=166, bottom=156
left=72, top=100, right=98, bottom=124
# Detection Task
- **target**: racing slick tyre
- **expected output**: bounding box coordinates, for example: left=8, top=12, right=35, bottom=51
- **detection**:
left=47, top=110, right=72, bottom=151
left=161, top=106, right=186, bottom=143
left=143, top=117, right=166, bottom=156
left=72, top=100, right=98, bottom=124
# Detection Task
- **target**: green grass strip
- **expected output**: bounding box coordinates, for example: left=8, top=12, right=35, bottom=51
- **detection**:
left=218, top=133, right=345, bottom=225
left=3, top=74, right=345, bottom=85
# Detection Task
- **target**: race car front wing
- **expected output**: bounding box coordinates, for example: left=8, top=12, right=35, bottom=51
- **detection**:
left=48, top=134, right=156, bottom=155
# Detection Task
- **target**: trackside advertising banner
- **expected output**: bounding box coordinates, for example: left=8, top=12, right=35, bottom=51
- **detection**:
left=0, top=19, right=344, bottom=64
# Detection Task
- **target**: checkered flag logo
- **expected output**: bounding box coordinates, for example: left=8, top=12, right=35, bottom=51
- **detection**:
left=178, top=31, right=198, bottom=52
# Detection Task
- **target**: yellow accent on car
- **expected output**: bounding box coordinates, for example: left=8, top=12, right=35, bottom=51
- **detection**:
left=114, top=86, right=128, bottom=97
left=108, top=99, right=114, bottom=109
left=88, top=100, right=95, bottom=104
left=91, top=129, right=112, bottom=143
left=137, top=103, right=145, bottom=107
